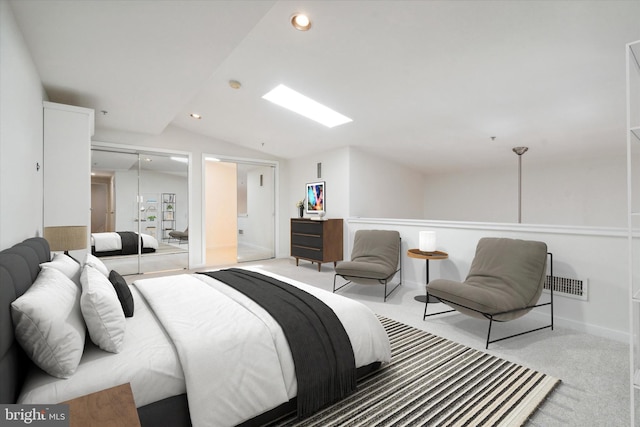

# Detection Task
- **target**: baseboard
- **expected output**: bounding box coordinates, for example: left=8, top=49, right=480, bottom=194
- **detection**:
left=527, top=310, right=628, bottom=343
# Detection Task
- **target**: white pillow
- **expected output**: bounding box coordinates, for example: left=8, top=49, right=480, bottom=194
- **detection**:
left=83, top=253, right=109, bottom=277
left=11, top=266, right=85, bottom=379
left=80, top=264, right=126, bottom=353
left=40, top=252, right=81, bottom=285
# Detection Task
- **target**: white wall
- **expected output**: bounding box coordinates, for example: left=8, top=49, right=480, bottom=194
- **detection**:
left=423, top=152, right=627, bottom=227
left=348, top=218, right=628, bottom=342
left=113, top=169, right=188, bottom=234
left=349, top=147, right=425, bottom=219
left=0, top=1, right=47, bottom=249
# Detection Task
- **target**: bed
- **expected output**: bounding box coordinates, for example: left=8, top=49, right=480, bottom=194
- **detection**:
left=91, top=231, right=158, bottom=257
left=0, top=237, right=390, bottom=426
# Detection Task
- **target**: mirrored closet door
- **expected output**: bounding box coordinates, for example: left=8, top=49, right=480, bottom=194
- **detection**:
left=91, top=147, right=189, bottom=275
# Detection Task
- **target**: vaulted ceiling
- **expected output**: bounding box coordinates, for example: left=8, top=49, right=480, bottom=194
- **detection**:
left=10, top=0, right=640, bottom=174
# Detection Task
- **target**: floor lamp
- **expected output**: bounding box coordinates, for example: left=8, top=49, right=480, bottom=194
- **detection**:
left=512, top=147, right=528, bottom=223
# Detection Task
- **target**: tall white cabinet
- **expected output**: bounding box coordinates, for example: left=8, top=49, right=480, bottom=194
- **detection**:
left=43, top=101, right=94, bottom=254
left=627, top=39, right=640, bottom=426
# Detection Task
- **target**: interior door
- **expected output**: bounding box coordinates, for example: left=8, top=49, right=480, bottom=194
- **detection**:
left=205, top=159, right=275, bottom=266
left=237, top=164, right=275, bottom=262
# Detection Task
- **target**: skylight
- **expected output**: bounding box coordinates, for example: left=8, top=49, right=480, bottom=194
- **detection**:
left=262, top=84, right=352, bottom=128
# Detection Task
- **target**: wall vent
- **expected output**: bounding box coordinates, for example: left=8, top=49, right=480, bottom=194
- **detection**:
left=544, top=275, right=588, bottom=301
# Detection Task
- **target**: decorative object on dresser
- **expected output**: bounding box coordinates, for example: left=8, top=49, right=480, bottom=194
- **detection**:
left=333, top=230, right=402, bottom=302
left=305, top=181, right=325, bottom=214
left=291, top=218, right=343, bottom=271
left=296, top=199, right=304, bottom=218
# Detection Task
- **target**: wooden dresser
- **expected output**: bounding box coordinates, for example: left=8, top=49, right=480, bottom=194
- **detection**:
left=291, top=218, right=343, bottom=271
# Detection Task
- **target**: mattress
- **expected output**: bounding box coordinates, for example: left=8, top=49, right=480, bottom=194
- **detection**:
left=17, top=286, right=186, bottom=406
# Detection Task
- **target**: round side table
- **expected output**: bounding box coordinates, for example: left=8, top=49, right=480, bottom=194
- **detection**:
left=407, top=249, right=448, bottom=303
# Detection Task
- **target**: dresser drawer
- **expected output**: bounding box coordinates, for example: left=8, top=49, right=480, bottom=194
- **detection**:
left=291, top=220, right=323, bottom=235
left=291, top=233, right=322, bottom=249
left=291, top=246, right=323, bottom=261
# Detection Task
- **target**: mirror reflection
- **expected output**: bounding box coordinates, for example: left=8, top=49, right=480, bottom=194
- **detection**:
left=90, top=148, right=189, bottom=275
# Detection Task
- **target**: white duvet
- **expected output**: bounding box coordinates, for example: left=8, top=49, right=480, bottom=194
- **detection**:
left=134, top=268, right=391, bottom=427
left=91, top=232, right=158, bottom=252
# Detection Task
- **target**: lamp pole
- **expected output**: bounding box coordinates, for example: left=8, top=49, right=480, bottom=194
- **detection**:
left=512, top=147, right=529, bottom=223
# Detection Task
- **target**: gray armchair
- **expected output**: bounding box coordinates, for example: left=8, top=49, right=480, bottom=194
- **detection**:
left=424, top=237, right=553, bottom=348
left=169, top=227, right=188, bottom=243
left=333, top=230, right=401, bottom=301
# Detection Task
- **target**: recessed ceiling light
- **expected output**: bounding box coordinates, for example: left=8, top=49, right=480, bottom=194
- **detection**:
left=291, top=13, right=311, bottom=31
left=190, top=113, right=202, bottom=119
left=262, top=84, right=352, bottom=128
left=229, top=80, right=242, bottom=89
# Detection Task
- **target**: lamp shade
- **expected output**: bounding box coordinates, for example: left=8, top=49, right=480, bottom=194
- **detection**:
left=419, top=231, right=437, bottom=252
left=44, top=226, right=88, bottom=252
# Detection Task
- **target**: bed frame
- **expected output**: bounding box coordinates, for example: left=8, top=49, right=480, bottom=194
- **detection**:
left=0, top=237, right=190, bottom=426
left=0, top=237, right=380, bottom=426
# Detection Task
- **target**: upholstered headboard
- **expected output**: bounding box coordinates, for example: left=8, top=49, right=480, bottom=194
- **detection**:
left=0, top=237, right=50, bottom=403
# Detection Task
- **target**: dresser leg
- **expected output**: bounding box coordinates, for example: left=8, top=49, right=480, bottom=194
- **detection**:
left=318, top=263, right=321, bottom=272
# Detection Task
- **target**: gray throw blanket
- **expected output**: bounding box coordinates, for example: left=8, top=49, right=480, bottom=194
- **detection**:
left=117, top=231, right=139, bottom=255
left=200, top=268, right=356, bottom=419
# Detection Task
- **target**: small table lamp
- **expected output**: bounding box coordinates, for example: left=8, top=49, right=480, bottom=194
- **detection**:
left=44, top=226, right=88, bottom=258
left=419, top=231, right=437, bottom=253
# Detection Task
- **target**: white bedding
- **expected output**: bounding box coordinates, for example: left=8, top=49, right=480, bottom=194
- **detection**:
left=18, top=286, right=185, bottom=406
left=91, top=232, right=158, bottom=252
left=135, top=268, right=390, bottom=427
left=18, top=268, right=390, bottom=427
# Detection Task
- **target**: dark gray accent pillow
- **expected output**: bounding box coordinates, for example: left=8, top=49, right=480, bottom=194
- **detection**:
left=108, top=270, right=134, bottom=317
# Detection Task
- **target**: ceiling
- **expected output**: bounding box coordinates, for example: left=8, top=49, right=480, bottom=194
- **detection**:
left=10, top=1, right=640, bottom=174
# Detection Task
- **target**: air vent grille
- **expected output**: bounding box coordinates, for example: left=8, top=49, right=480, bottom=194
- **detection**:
left=544, top=275, right=587, bottom=300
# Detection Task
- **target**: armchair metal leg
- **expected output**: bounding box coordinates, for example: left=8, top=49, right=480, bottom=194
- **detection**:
left=383, top=279, right=402, bottom=302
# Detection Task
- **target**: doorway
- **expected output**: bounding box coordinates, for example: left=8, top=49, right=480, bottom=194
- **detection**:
left=204, top=158, right=276, bottom=266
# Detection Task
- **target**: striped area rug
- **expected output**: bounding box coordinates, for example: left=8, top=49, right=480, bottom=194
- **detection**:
left=273, top=316, right=560, bottom=427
